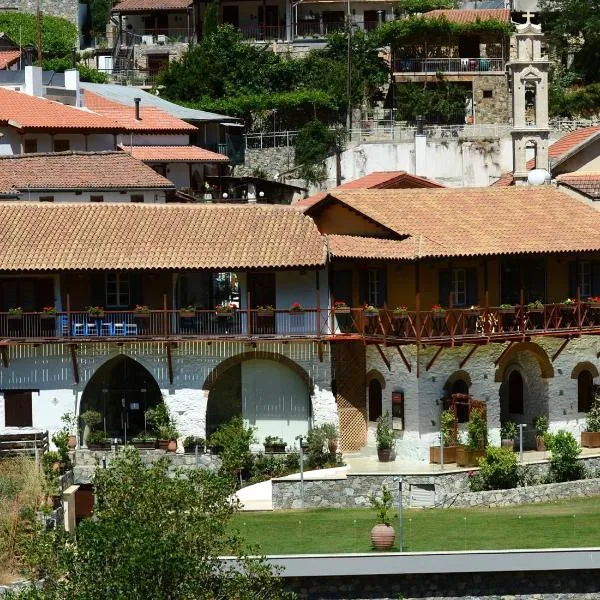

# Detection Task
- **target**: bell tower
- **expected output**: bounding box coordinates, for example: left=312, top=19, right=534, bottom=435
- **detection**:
left=509, top=12, right=550, bottom=183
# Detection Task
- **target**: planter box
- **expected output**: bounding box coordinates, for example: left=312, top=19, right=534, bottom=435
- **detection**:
left=334, top=307, right=351, bottom=314
left=40, top=313, right=57, bottom=319
left=87, top=442, right=111, bottom=450
left=179, top=311, right=195, bottom=318
left=432, top=312, right=446, bottom=319
left=134, top=313, right=151, bottom=319
left=257, top=312, right=274, bottom=317
left=581, top=431, right=600, bottom=448
left=264, top=444, right=286, bottom=453
left=7, top=314, right=22, bottom=320
left=464, top=309, right=481, bottom=316
left=88, top=312, right=104, bottom=318
left=132, top=440, right=156, bottom=449
left=455, top=446, right=485, bottom=467
left=364, top=312, right=379, bottom=318
left=184, top=445, right=205, bottom=454
left=498, top=308, right=515, bottom=314
left=216, top=312, right=234, bottom=317
left=393, top=313, right=408, bottom=320
left=429, top=445, right=457, bottom=464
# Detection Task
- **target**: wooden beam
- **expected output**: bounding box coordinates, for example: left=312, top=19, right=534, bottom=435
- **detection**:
left=552, top=338, right=571, bottom=362
left=459, top=345, right=478, bottom=369
left=374, top=344, right=390, bottom=371
left=69, top=344, right=79, bottom=384
left=494, top=341, right=515, bottom=367
left=396, top=346, right=411, bottom=373
left=166, top=343, right=174, bottom=385
left=317, top=341, right=324, bottom=362
left=426, top=346, right=444, bottom=372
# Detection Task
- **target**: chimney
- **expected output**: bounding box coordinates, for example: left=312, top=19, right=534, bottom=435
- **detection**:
left=24, top=65, right=43, bottom=97
left=414, top=114, right=426, bottom=177
left=134, top=97, right=141, bottom=121
left=64, top=69, right=81, bottom=107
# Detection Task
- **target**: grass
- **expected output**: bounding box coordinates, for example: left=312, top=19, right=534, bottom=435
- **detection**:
left=233, top=497, right=600, bottom=554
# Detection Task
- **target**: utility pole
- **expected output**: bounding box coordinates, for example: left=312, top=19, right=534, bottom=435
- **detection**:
left=36, top=0, right=42, bottom=66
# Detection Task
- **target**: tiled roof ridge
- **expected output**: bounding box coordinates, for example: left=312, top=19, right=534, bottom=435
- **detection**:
left=0, top=150, right=125, bottom=161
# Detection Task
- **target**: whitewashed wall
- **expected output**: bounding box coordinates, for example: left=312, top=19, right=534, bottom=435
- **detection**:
left=13, top=190, right=167, bottom=203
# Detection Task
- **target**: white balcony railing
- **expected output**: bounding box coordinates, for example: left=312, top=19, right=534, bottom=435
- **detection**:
left=394, top=57, right=505, bottom=74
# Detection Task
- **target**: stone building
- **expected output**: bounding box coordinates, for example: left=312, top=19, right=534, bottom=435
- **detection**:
left=0, top=0, right=79, bottom=27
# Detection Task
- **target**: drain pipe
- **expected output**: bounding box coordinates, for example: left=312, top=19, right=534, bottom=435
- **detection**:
left=134, top=97, right=141, bottom=121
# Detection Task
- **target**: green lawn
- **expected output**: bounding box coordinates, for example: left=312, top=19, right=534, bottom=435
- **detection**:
left=233, top=497, right=600, bottom=554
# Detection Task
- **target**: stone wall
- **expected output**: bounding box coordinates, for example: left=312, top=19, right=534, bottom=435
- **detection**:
left=235, top=147, right=296, bottom=179
left=1, top=0, right=78, bottom=26
left=273, top=456, right=600, bottom=510
left=473, top=74, right=511, bottom=124
left=283, top=569, right=600, bottom=600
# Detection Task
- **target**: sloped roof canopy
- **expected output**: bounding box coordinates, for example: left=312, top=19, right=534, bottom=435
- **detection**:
left=0, top=203, right=326, bottom=271
left=308, top=187, right=600, bottom=260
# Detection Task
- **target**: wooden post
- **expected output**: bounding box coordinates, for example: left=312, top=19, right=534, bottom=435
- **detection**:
left=415, top=262, right=421, bottom=378
left=62, top=485, right=79, bottom=533
left=247, top=291, right=252, bottom=336
left=315, top=271, right=321, bottom=337
left=163, top=293, right=168, bottom=338
left=519, top=287, right=525, bottom=333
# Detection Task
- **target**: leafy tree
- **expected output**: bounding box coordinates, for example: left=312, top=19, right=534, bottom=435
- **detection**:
left=398, top=0, right=455, bottom=13
left=10, top=448, right=293, bottom=600
left=545, top=430, right=586, bottom=482
left=87, top=0, right=112, bottom=38
left=0, top=13, right=77, bottom=58
left=208, top=415, right=256, bottom=482
left=294, top=120, right=346, bottom=185
left=203, top=1, right=220, bottom=37
left=42, top=56, right=108, bottom=83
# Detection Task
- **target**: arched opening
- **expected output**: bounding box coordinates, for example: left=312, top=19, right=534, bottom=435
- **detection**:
left=508, top=370, right=524, bottom=415
left=525, top=83, right=537, bottom=126
left=79, top=355, right=162, bottom=439
left=368, top=379, right=382, bottom=422
left=206, top=357, right=311, bottom=446
left=578, top=370, right=594, bottom=413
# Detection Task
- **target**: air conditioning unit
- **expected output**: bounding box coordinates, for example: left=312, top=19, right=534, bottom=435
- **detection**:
left=141, top=35, right=153, bottom=45
left=156, top=34, right=167, bottom=44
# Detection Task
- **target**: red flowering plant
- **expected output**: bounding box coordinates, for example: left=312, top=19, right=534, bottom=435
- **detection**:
left=289, top=301, right=304, bottom=313
left=41, top=306, right=57, bottom=315
left=588, top=296, right=600, bottom=306
left=215, top=302, right=236, bottom=314
left=363, top=304, right=379, bottom=315
left=392, top=305, right=408, bottom=316
left=431, top=304, right=446, bottom=314
left=133, top=304, right=150, bottom=315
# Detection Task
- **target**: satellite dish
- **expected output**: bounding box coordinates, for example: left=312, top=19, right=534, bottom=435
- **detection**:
left=527, top=169, right=551, bottom=186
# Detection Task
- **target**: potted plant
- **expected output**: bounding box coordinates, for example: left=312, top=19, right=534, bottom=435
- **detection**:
left=256, top=305, right=274, bottom=316
left=60, top=411, right=78, bottom=449
left=289, top=302, right=304, bottom=313
left=498, top=303, right=515, bottom=314
left=500, top=420, right=517, bottom=450
left=431, top=304, right=446, bottom=319
left=392, top=306, right=408, bottom=319
left=376, top=411, right=395, bottom=462
left=158, top=424, right=178, bottom=452
left=215, top=303, right=236, bottom=316
left=430, top=409, right=457, bottom=464
left=526, top=300, right=544, bottom=313
left=86, top=429, right=110, bottom=450
left=87, top=305, right=104, bottom=318
left=588, top=296, right=600, bottom=309
left=51, top=429, right=70, bottom=470
left=179, top=305, right=196, bottom=318
left=333, top=300, right=350, bottom=314
left=559, top=298, right=576, bottom=313
left=146, top=403, right=178, bottom=452
left=581, top=392, right=600, bottom=447
left=464, top=305, right=481, bottom=316
left=456, top=407, right=487, bottom=467
left=368, top=485, right=396, bottom=550
left=40, top=306, right=57, bottom=319
left=321, top=422, right=339, bottom=453
left=263, top=435, right=287, bottom=453
left=364, top=304, right=379, bottom=317
left=7, top=306, right=23, bottom=319
left=533, top=415, right=549, bottom=451
left=183, top=436, right=205, bottom=454
left=131, top=431, right=157, bottom=449
left=133, top=304, right=150, bottom=318
left=80, top=409, right=102, bottom=447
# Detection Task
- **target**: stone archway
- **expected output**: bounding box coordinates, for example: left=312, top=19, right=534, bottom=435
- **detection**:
left=79, top=355, right=162, bottom=439
left=204, top=352, right=312, bottom=446
left=495, top=342, right=554, bottom=383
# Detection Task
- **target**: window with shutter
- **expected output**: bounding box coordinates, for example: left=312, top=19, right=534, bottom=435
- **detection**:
left=4, top=391, right=33, bottom=427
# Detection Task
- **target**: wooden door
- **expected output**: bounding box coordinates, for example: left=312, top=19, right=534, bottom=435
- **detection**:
left=248, top=272, right=275, bottom=333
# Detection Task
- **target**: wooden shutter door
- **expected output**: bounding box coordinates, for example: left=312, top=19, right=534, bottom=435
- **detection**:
left=4, top=391, right=32, bottom=427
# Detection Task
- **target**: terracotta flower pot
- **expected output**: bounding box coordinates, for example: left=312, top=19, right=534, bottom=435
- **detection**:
left=167, top=439, right=177, bottom=453
left=67, top=435, right=77, bottom=449
left=328, top=439, right=339, bottom=454
left=429, top=445, right=457, bottom=464
left=535, top=436, right=545, bottom=451
left=371, top=524, right=395, bottom=550
left=501, top=439, right=514, bottom=450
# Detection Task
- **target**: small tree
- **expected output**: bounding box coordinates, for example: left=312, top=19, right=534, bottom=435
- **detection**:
left=585, top=392, right=600, bottom=433
left=466, top=407, right=487, bottom=451
left=208, top=415, right=256, bottom=482
left=545, top=430, right=586, bottom=482
left=368, top=485, right=396, bottom=526
left=473, top=446, right=520, bottom=491
left=440, top=409, right=455, bottom=446
left=12, top=448, right=293, bottom=599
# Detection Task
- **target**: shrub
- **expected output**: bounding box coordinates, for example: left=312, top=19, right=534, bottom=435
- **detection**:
left=368, top=485, right=396, bottom=526
left=471, top=446, right=520, bottom=491
left=306, top=425, right=329, bottom=468
left=80, top=409, right=102, bottom=429
left=466, top=408, right=487, bottom=451
left=208, top=416, right=255, bottom=483
left=533, top=415, right=549, bottom=437
left=500, top=420, right=517, bottom=440
left=585, top=392, right=600, bottom=432
left=51, top=429, right=70, bottom=465
left=86, top=430, right=108, bottom=445
left=440, top=409, right=455, bottom=446
left=545, top=430, right=586, bottom=482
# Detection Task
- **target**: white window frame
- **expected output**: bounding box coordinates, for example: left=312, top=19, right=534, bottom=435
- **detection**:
left=105, top=272, right=130, bottom=308
left=367, top=269, right=380, bottom=306
left=579, top=262, right=591, bottom=298
left=451, top=268, right=467, bottom=307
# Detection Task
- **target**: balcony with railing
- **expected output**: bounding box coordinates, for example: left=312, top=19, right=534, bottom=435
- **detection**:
left=2, top=302, right=600, bottom=345
left=393, top=57, right=505, bottom=75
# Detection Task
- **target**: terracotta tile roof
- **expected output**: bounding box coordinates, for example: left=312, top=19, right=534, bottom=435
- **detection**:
left=0, top=88, right=121, bottom=132
left=424, top=8, right=510, bottom=23
left=527, top=126, right=600, bottom=171
left=490, top=172, right=514, bottom=187
left=119, top=144, right=229, bottom=163
left=112, top=0, right=192, bottom=11
left=309, top=187, right=600, bottom=259
left=0, top=152, right=174, bottom=190
left=0, top=50, right=21, bottom=70
left=296, top=171, right=444, bottom=208
left=84, top=91, right=196, bottom=133
left=557, top=173, right=600, bottom=200
left=328, top=234, right=416, bottom=261
left=0, top=203, right=325, bottom=271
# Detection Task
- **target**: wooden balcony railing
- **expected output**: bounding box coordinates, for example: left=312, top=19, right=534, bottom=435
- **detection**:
left=0, top=303, right=598, bottom=344
left=393, top=57, right=505, bottom=74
